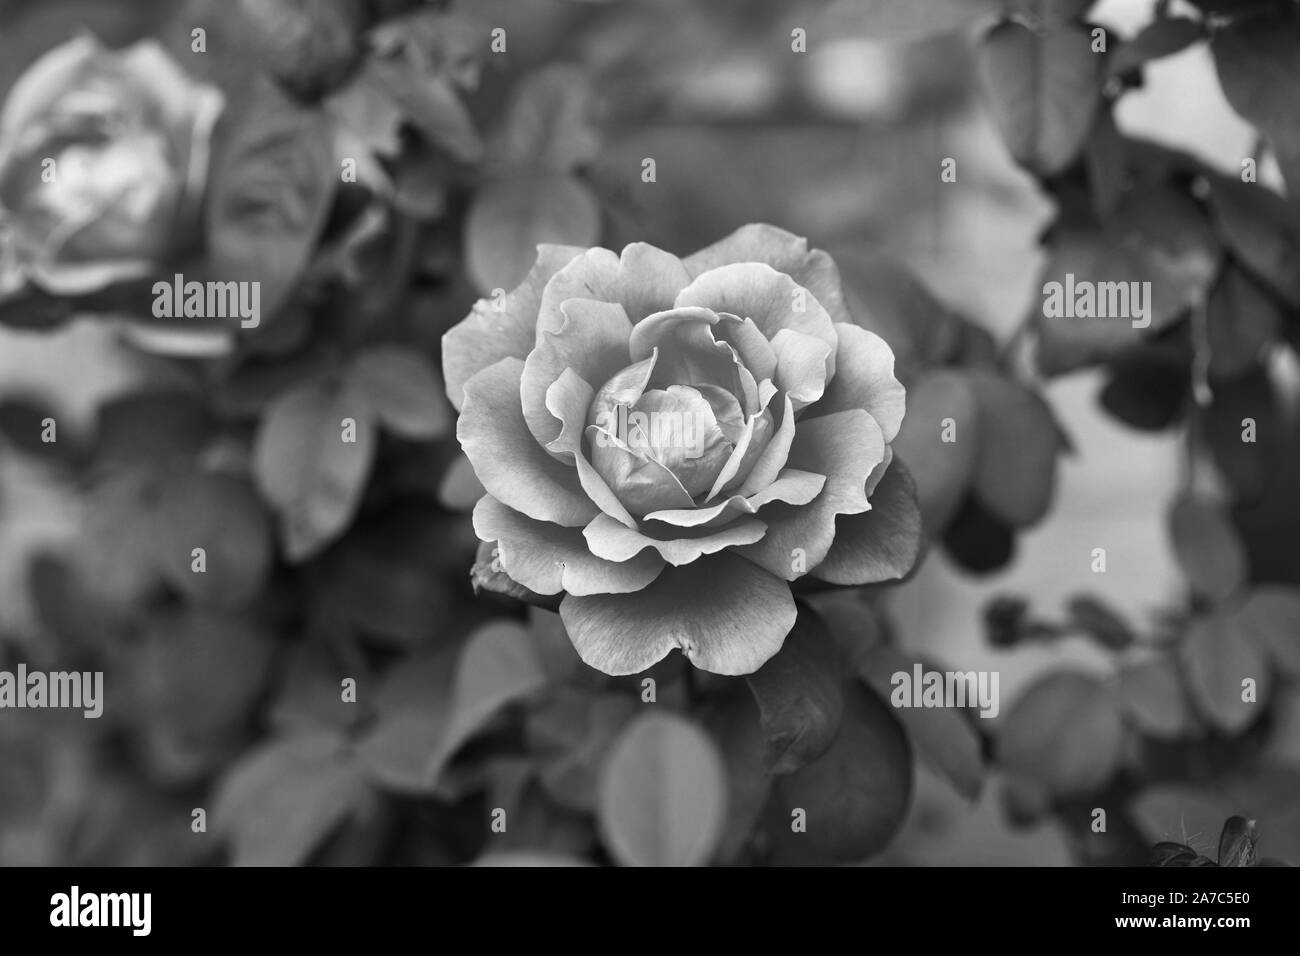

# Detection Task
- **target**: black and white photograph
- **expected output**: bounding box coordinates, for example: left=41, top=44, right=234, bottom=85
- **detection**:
left=0, top=0, right=1294, bottom=934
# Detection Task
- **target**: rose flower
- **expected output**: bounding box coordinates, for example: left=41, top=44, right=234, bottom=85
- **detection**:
left=445, top=225, right=920, bottom=676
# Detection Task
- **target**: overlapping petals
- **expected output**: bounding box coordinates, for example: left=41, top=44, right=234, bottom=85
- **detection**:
left=445, top=224, right=920, bottom=676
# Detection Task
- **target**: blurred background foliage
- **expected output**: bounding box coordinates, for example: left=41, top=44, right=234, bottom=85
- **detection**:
left=1, top=0, right=1298, bottom=866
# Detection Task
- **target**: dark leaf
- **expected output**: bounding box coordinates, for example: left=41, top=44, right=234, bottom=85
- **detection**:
left=1109, top=17, right=1204, bottom=78
left=744, top=611, right=844, bottom=774
left=943, top=493, right=1016, bottom=574
left=772, top=682, right=911, bottom=861
left=888, top=369, right=979, bottom=532
left=968, top=371, right=1062, bottom=527
left=857, top=644, right=984, bottom=800
left=346, top=345, right=450, bottom=440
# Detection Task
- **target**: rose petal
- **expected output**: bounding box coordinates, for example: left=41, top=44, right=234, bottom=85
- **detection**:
left=646, top=468, right=826, bottom=528
left=675, top=262, right=837, bottom=380
left=735, top=409, right=886, bottom=580
left=583, top=512, right=767, bottom=566
left=587, top=352, right=657, bottom=430
left=545, top=369, right=639, bottom=528
left=728, top=388, right=792, bottom=497
left=705, top=380, right=779, bottom=500
left=522, top=297, right=632, bottom=453
left=812, top=322, right=906, bottom=442
left=769, top=328, right=833, bottom=410
left=615, top=242, right=693, bottom=322
left=474, top=495, right=664, bottom=596
left=716, top=313, right=777, bottom=383
left=813, top=458, right=923, bottom=585
left=458, top=357, right=596, bottom=526
left=682, top=223, right=853, bottom=328
left=559, top=551, right=796, bottom=675
left=444, top=244, right=584, bottom=409
left=536, top=242, right=693, bottom=339
left=588, top=423, right=696, bottom=516
left=631, top=386, right=731, bottom=497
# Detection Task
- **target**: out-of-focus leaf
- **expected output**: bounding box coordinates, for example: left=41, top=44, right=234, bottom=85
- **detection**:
left=1108, top=17, right=1204, bottom=77
left=527, top=687, right=638, bottom=813
left=495, top=65, right=600, bottom=174
left=744, top=611, right=844, bottom=774
left=772, top=682, right=911, bottom=861
left=438, top=453, right=485, bottom=512
left=700, top=684, right=771, bottom=863
left=1066, top=594, right=1135, bottom=650
left=840, top=257, right=967, bottom=374
left=95, top=391, right=213, bottom=466
left=354, top=646, right=456, bottom=792
left=1181, top=612, right=1271, bottom=734
left=1213, top=13, right=1300, bottom=200
left=976, top=20, right=1102, bottom=176
left=1117, top=656, right=1195, bottom=738
left=857, top=644, right=984, bottom=800
left=346, top=345, right=449, bottom=440
left=1207, top=178, right=1300, bottom=308
left=999, top=671, right=1124, bottom=799
left=1233, top=586, right=1300, bottom=679
left=464, top=173, right=601, bottom=295
left=129, top=609, right=275, bottom=780
left=207, top=80, right=338, bottom=321
left=312, top=502, right=458, bottom=647
left=1205, top=265, right=1283, bottom=381
left=253, top=378, right=377, bottom=562
left=425, top=621, right=548, bottom=784
left=364, top=57, right=482, bottom=163
left=942, top=492, right=1015, bottom=574
left=819, top=0, right=1002, bottom=42
left=890, top=369, right=979, bottom=532
left=214, top=730, right=376, bottom=866
left=1168, top=492, right=1248, bottom=602
left=1098, top=349, right=1188, bottom=431
left=152, top=472, right=273, bottom=609
left=1200, top=369, right=1283, bottom=502
left=0, top=394, right=85, bottom=466
left=968, top=371, right=1062, bottom=527
left=597, top=711, right=728, bottom=867
left=1036, top=188, right=1220, bottom=375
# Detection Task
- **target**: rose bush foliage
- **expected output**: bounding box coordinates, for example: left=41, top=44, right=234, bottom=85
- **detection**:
left=444, top=225, right=922, bottom=676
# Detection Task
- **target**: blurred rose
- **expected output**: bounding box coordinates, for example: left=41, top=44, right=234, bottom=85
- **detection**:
left=0, top=36, right=225, bottom=295
left=444, top=224, right=922, bottom=677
